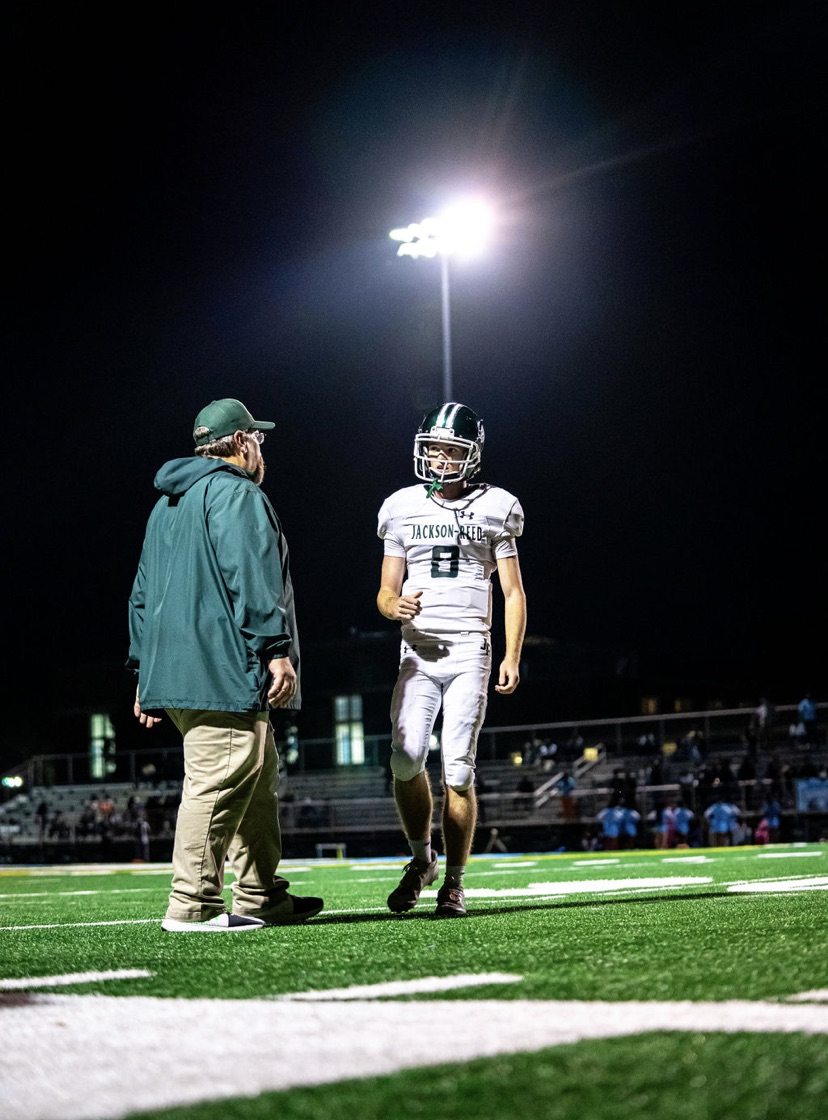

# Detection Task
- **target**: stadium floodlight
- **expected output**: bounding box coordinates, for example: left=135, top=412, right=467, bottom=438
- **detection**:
left=390, top=199, right=493, bottom=401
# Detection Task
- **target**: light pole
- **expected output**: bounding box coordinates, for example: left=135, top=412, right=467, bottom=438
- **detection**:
left=390, top=200, right=492, bottom=403
left=439, top=252, right=452, bottom=402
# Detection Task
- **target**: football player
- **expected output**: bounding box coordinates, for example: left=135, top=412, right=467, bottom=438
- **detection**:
left=377, top=402, right=527, bottom=917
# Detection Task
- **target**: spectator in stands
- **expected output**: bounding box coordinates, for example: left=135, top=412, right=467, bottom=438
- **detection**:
left=127, top=396, right=323, bottom=932
left=752, top=697, right=776, bottom=751
left=522, top=737, right=541, bottom=766
left=610, top=769, right=628, bottom=800
left=798, top=692, right=818, bottom=748
left=556, top=771, right=577, bottom=820
left=648, top=755, right=665, bottom=786
left=567, top=727, right=585, bottom=755
left=35, top=799, right=49, bottom=842
left=680, top=729, right=705, bottom=767
left=673, top=801, right=695, bottom=847
left=763, top=752, right=793, bottom=799
left=613, top=766, right=636, bottom=801
left=597, top=799, right=624, bottom=850
left=76, top=800, right=96, bottom=841
left=98, top=794, right=117, bottom=839
left=620, top=800, right=641, bottom=849
left=650, top=797, right=676, bottom=850
left=759, top=793, right=783, bottom=843
left=703, top=795, right=740, bottom=846
left=48, top=810, right=70, bottom=841
left=788, top=717, right=808, bottom=750
left=538, top=740, right=559, bottom=770
left=677, top=765, right=697, bottom=797
left=134, top=811, right=151, bottom=861
left=126, top=794, right=144, bottom=822
left=637, top=731, right=657, bottom=753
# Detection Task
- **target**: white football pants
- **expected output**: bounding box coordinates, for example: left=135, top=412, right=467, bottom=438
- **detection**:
left=389, top=633, right=492, bottom=790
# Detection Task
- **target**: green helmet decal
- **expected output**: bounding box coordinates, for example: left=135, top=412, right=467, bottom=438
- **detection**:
left=413, top=401, right=485, bottom=483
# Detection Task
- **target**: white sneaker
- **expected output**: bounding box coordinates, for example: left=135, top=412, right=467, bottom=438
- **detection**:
left=161, top=913, right=264, bottom=932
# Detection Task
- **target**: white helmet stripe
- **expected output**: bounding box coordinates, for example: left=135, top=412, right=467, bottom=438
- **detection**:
left=433, top=402, right=461, bottom=434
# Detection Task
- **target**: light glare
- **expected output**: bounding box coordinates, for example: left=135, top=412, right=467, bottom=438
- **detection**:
left=389, top=197, right=493, bottom=259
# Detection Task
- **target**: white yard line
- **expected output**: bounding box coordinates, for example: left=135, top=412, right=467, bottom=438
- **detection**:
left=758, top=850, right=824, bottom=858
left=727, top=876, right=828, bottom=893
left=0, top=970, right=153, bottom=990
left=2, top=993, right=826, bottom=1120
left=274, top=973, right=523, bottom=1000
left=0, top=919, right=159, bottom=931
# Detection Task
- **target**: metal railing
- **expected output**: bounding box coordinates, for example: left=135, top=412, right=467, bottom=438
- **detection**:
left=3, top=702, right=823, bottom=792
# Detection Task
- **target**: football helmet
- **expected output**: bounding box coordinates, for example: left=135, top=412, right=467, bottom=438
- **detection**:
left=413, top=402, right=485, bottom=483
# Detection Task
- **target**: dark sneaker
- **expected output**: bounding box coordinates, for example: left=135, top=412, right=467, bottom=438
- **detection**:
left=161, top=913, right=264, bottom=932
left=435, top=884, right=468, bottom=918
left=258, top=894, right=324, bottom=926
left=387, top=856, right=439, bottom=913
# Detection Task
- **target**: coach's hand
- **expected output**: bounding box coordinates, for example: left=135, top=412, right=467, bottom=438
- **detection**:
left=267, top=656, right=298, bottom=708
left=134, top=686, right=163, bottom=728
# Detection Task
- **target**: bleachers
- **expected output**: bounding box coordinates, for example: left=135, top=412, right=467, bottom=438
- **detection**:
left=0, top=781, right=176, bottom=845
left=2, top=705, right=825, bottom=856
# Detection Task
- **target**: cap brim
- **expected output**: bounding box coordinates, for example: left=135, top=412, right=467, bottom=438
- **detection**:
left=251, top=419, right=275, bottom=430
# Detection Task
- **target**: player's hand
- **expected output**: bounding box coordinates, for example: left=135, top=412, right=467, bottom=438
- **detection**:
left=495, top=657, right=520, bottom=695
left=134, top=687, right=162, bottom=728
left=393, top=591, right=423, bottom=621
left=267, top=657, right=298, bottom=708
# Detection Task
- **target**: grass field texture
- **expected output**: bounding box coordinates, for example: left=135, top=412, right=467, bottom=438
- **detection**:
left=1, top=843, right=827, bottom=1120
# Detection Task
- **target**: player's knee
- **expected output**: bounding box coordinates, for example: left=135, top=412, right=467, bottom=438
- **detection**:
left=389, top=746, right=426, bottom=783
left=443, top=758, right=474, bottom=791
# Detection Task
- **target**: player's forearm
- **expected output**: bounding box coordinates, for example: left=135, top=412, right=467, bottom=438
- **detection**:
left=377, top=588, right=400, bottom=619
left=503, top=589, right=527, bottom=662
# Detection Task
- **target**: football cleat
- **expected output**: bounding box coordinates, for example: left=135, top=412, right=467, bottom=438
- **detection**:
left=435, top=884, right=468, bottom=918
left=387, top=856, right=439, bottom=913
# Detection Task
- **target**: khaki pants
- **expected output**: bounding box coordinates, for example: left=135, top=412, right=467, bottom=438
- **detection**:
left=165, top=709, right=290, bottom=922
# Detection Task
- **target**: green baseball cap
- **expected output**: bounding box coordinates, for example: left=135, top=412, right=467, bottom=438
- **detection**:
left=193, top=398, right=276, bottom=446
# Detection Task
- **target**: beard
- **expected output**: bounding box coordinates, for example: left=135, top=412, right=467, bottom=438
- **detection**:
left=245, top=455, right=266, bottom=486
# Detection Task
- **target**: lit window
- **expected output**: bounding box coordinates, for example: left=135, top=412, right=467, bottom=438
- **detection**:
left=334, top=695, right=364, bottom=765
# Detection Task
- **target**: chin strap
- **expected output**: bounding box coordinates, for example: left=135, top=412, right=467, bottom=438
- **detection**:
left=426, top=478, right=444, bottom=498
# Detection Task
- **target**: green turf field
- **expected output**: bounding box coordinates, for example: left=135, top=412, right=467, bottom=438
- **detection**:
left=2, top=844, right=826, bottom=1120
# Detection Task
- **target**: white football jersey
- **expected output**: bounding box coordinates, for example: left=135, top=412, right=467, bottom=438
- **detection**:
left=378, top=483, right=524, bottom=634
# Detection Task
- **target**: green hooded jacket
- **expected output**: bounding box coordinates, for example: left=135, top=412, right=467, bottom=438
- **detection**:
left=127, top=456, right=300, bottom=712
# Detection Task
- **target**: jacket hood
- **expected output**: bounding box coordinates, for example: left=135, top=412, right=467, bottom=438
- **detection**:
left=154, top=456, right=243, bottom=497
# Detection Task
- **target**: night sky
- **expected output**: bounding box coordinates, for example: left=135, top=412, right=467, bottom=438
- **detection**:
left=5, top=2, right=824, bottom=763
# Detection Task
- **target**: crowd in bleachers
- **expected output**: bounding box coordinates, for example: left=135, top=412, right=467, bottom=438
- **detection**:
left=0, top=782, right=181, bottom=856
left=581, top=713, right=828, bottom=850
left=1, top=697, right=824, bottom=856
